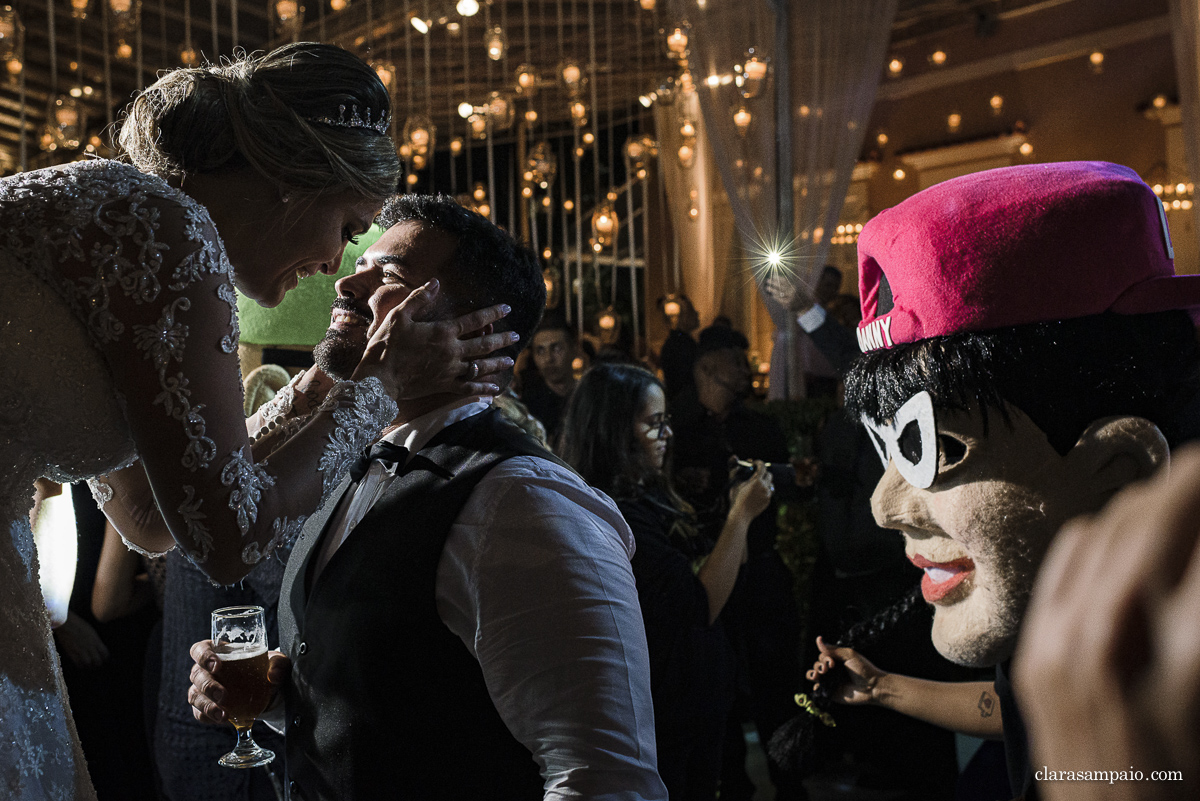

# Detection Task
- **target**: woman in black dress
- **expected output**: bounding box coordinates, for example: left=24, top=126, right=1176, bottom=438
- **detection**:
left=559, top=363, right=773, bottom=801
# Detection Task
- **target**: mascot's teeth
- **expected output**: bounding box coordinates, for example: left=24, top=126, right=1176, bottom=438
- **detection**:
left=925, top=566, right=957, bottom=583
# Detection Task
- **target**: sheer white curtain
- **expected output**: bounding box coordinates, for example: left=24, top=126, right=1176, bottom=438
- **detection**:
left=671, top=0, right=897, bottom=397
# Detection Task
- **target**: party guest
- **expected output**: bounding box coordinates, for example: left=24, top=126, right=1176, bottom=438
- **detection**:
left=560, top=363, right=773, bottom=801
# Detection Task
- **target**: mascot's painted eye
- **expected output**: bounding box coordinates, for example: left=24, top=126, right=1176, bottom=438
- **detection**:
left=938, top=434, right=967, bottom=468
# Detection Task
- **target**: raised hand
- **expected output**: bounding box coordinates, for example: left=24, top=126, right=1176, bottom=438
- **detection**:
left=352, top=279, right=518, bottom=399
left=729, top=460, right=773, bottom=521
left=1015, top=446, right=1200, bottom=801
left=806, top=636, right=885, bottom=705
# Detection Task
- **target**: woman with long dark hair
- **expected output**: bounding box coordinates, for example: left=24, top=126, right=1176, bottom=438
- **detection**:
left=559, top=363, right=773, bottom=801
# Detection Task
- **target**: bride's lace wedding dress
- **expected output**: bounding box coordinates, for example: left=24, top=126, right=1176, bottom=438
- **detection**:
left=0, top=160, right=394, bottom=800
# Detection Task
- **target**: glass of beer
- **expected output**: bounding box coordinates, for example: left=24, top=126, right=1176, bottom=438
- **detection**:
left=211, top=605, right=275, bottom=768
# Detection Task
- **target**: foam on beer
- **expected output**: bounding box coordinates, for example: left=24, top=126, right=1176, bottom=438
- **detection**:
left=216, top=644, right=267, bottom=660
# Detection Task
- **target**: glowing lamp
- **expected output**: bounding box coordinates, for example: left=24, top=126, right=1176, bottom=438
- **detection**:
left=456, top=0, right=479, bottom=15
left=473, top=182, right=487, bottom=201
left=990, top=94, right=1003, bottom=114
left=406, top=173, right=419, bottom=186
left=458, top=101, right=474, bottom=118
left=639, top=0, right=655, bottom=9
left=516, top=65, right=537, bottom=94
left=679, top=119, right=695, bottom=138
left=373, top=61, right=397, bottom=90
left=665, top=26, right=688, bottom=58
left=477, top=203, right=491, bottom=218
left=663, top=297, right=682, bottom=317
left=1019, top=142, right=1033, bottom=156
left=947, top=112, right=961, bottom=132
left=677, top=143, right=694, bottom=169
left=450, top=138, right=463, bottom=155
left=525, top=109, right=538, bottom=123
left=179, top=43, right=198, bottom=66
left=743, top=54, right=767, bottom=81
left=892, top=167, right=906, bottom=181
left=274, top=0, right=299, bottom=22
left=598, top=309, right=616, bottom=330
left=887, top=57, right=903, bottom=76
left=1153, top=94, right=1168, bottom=109
left=560, top=61, right=583, bottom=93
left=70, top=0, right=91, bottom=19
left=115, top=39, right=133, bottom=59
left=564, top=199, right=575, bottom=212
left=330, top=0, right=349, bottom=9
left=733, top=106, right=751, bottom=135
left=929, top=49, right=947, bottom=66
left=485, top=26, right=506, bottom=61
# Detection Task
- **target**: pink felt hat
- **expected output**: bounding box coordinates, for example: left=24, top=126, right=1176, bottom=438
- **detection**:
left=855, top=161, right=1200, bottom=353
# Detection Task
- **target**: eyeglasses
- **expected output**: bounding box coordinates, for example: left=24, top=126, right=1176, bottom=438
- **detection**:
left=861, top=390, right=938, bottom=489
left=644, top=413, right=672, bottom=440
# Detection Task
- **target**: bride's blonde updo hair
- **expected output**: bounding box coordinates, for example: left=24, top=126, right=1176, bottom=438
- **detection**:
left=119, top=42, right=399, bottom=200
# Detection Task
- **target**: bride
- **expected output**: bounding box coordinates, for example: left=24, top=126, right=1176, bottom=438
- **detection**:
left=0, top=42, right=511, bottom=800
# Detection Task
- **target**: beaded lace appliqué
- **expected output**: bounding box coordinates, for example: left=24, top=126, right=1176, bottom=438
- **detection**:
left=316, top=377, right=398, bottom=506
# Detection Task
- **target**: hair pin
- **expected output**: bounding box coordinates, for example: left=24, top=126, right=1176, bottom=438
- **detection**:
left=794, top=693, right=836, bottom=728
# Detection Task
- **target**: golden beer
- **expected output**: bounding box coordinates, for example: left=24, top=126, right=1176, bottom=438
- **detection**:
left=215, top=645, right=272, bottom=729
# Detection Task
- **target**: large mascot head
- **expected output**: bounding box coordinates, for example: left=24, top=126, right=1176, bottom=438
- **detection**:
left=846, top=161, right=1200, bottom=667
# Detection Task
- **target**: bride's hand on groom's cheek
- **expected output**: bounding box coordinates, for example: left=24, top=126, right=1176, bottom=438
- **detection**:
left=188, top=639, right=291, bottom=725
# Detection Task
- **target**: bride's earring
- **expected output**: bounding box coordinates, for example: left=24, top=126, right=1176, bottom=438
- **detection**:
left=281, top=192, right=291, bottom=203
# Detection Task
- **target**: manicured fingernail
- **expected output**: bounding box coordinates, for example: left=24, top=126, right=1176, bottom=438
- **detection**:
left=509, top=332, right=520, bottom=342
left=426, top=278, right=440, bottom=291
left=488, top=384, right=500, bottom=393
left=500, top=304, right=512, bottom=314
left=502, top=357, right=515, bottom=367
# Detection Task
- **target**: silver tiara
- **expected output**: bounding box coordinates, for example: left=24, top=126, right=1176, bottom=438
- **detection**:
left=308, top=104, right=391, bottom=135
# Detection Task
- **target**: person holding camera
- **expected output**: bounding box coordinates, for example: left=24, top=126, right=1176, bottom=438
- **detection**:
left=559, top=363, right=773, bottom=801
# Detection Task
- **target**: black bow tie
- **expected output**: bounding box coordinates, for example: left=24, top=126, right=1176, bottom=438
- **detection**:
left=348, top=441, right=411, bottom=483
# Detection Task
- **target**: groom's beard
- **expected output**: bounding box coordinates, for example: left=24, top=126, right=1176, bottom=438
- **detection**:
left=313, top=297, right=373, bottom=381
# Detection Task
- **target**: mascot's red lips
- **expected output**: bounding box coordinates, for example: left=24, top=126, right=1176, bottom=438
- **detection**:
left=909, top=554, right=975, bottom=603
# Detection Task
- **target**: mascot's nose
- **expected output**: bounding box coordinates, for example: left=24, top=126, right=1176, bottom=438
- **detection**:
left=871, top=461, right=935, bottom=533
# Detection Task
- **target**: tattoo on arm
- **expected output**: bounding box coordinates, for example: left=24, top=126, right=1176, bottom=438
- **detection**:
left=978, top=690, right=995, bottom=718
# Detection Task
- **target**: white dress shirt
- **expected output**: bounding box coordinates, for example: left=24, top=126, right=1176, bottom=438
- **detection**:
left=288, top=397, right=667, bottom=801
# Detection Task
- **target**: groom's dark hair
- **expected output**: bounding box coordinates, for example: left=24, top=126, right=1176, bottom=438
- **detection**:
left=378, top=194, right=544, bottom=366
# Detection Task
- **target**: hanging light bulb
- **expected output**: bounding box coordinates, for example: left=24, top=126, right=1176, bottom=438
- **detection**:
left=485, top=26, right=506, bottom=61
left=560, top=60, right=584, bottom=96
left=449, top=137, right=464, bottom=155
left=598, top=307, right=617, bottom=331
left=990, top=94, right=1004, bottom=115
left=274, top=0, right=300, bottom=22
left=115, top=38, right=133, bottom=60
left=570, top=101, right=588, bottom=128
left=887, top=57, right=904, bottom=77
left=446, top=20, right=461, bottom=34
left=564, top=199, right=574, bottom=211
left=456, top=0, right=479, bottom=15
left=662, top=295, right=682, bottom=317
left=6, top=57, right=22, bottom=78
left=473, top=182, right=487, bottom=202
left=528, top=141, right=558, bottom=188
left=458, top=101, right=475, bottom=118
left=487, top=91, right=515, bottom=129
left=738, top=48, right=768, bottom=99
left=639, top=0, right=655, bottom=8
left=591, top=201, right=618, bottom=249
left=665, top=24, right=689, bottom=59
left=109, top=0, right=133, bottom=12
left=947, top=112, right=961, bottom=133
left=515, top=64, right=537, bottom=96
left=411, top=153, right=427, bottom=170
left=524, top=109, right=538, bottom=123
left=70, top=0, right=92, bottom=20
left=330, top=0, right=350, bottom=9
left=733, top=106, right=752, bottom=135
left=582, top=131, right=595, bottom=145
left=677, top=142, right=694, bottom=169
left=406, top=173, right=420, bottom=186
left=51, top=95, right=85, bottom=149
left=179, top=42, right=198, bottom=66
left=409, top=12, right=432, bottom=34
left=679, top=118, right=695, bottom=138
left=403, top=114, right=435, bottom=154
left=372, top=61, right=397, bottom=93
left=469, top=114, right=487, bottom=138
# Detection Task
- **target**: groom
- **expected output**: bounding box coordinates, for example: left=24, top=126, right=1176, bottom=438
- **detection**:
left=188, top=194, right=666, bottom=801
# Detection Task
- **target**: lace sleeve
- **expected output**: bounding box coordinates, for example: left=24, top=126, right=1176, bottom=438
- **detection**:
left=82, top=190, right=396, bottom=584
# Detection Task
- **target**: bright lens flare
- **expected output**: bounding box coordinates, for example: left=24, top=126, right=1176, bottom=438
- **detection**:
left=766, top=251, right=782, bottom=268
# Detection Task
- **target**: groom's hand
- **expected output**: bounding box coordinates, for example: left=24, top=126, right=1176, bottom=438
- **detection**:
left=188, top=639, right=291, bottom=725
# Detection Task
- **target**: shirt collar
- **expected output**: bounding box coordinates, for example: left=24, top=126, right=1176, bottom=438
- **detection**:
left=380, top=396, right=493, bottom=456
